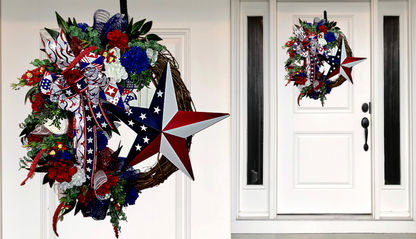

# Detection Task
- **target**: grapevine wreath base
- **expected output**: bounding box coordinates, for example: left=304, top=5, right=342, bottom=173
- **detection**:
left=14, top=10, right=228, bottom=238
left=135, top=51, right=193, bottom=191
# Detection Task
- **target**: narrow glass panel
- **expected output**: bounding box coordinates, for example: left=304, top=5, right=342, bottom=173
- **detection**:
left=247, top=16, right=264, bottom=185
left=383, top=16, right=400, bottom=185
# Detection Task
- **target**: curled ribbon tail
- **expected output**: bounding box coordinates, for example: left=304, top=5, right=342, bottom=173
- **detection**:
left=53, top=202, right=65, bottom=237
left=20, top=149, right=47, bottom=186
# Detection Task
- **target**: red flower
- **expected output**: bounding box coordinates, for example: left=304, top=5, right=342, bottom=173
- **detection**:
left=63, top=69, right=83, bottom=86
left=55, top=142, right=67, bottom=151
left=27, top=134, right=43, bottom=144
left=78, top=187, right=95, bottom=205
left=314, top=80, right=324, bottom=90
left=95, top=175, right=119, bottom=196
left=48, top=161, right=78, bottom=183
left=295, top=76, right=307, bottom=85
left=289, top=50, right=295, bottom=58
left=31, top=92, right=44, bottom=112
left=107, top=30, right=129, bottom=50
left=319, top=25, right=328, bottom=34
left=70, top=36, right=85, bottom=56
left=285, top=40, right=295, bottom=47
left=22, top=66, right=45, bottom=86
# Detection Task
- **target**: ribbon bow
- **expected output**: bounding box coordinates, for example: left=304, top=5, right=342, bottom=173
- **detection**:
left=292, top=26, right=329, bottom=88
left=40, top=29, right=136, bottom=185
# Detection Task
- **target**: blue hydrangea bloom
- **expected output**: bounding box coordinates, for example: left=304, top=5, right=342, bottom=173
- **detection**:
left=120, top=46, right=149, bottom=74
left=97, top=131, right=108, bottom=151
left=54, top=150, right=73, bottom=161
left=77, top=23, right=90, bottom=32
left=326, top=86, right=332, bottom=94
left=314, top=18, right=327, bottom=29
left=325, top=32, right=336, bottom=43
left=123, top=186, right=139, bottom=207
left=309, top=91, right=320, bottom=100
left=324, top=80, right=332, bottom=95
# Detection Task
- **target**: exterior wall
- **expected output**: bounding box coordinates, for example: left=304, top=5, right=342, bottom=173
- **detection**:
left=1, top=0, right=231, bottom=239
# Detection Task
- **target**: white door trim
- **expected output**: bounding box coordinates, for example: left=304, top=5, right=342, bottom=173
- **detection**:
left=231, top=0, right=416, bottom=233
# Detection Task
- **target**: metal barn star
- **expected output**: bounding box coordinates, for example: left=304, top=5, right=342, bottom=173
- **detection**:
left=105, top=63, right=229, bottom=180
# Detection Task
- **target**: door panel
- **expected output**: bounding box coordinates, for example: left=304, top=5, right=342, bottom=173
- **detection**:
left=277, top=2, right=371, bottom=214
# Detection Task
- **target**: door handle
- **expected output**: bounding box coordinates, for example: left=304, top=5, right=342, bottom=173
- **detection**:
left=361, top=117, right=369, bottom=151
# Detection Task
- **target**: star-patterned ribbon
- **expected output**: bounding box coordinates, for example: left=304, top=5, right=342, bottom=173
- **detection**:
left=39, top=29, right=136, bottom=184
left=292, top=27, right=329, bottom=87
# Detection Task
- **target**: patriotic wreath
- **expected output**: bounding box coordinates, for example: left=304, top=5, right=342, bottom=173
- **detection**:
left=283, top=17, right=366, bottom=105
left=13, top=10, right=228, bottom=237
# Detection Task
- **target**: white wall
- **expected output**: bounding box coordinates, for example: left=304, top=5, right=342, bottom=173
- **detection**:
left=1, top=0, right=231, bottom=238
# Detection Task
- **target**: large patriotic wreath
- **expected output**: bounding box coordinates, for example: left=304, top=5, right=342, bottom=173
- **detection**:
left=13, top=10, right=228, bottom=237
left=283, top=17, right=366, bottom=105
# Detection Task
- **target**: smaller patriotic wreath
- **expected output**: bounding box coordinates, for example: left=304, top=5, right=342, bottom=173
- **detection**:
left=13, top=10, right=228, bottom=238
left=283, top=17, right=366, bottom=105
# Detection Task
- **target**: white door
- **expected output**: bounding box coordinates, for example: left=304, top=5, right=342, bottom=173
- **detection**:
left=277, top=2, right=371, bottom=214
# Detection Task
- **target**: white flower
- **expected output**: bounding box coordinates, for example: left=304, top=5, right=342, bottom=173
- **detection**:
left=59, top=166, right=86, bottom=192
left=318, top=32, right=327, bottom=46
left=109, top=47, right=122, bottom=59
left=146, top=48, right=158, bottom=67
left=103, top=61, right=128, bottom=84
left=44, top=118, right=68, bottom=135
left=103, top=47, right=128, bottom=84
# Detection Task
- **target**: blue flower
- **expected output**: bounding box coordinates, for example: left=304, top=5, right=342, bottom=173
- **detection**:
left=54, top=150, right=73, bottom=161
left=96, top=131, right=108, bottom=151
left=326, top=85, right=332, bottom=94
left=325, top=32, right=336, bottom=43
left=309, top=91, right=320, bottom=100
left=123, top=186, right=139, bottom=207
left=120, top=46, right=149, bottom=75
left=313, top=18, right=327, bottom=29
left=77, top=23, right=89, bottom=32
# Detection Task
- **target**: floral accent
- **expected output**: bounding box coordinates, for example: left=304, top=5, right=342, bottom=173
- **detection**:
left=48, top=161, right=78, bottom=183
left=59, top=166, right=86, bottom=191
left=318, top=32, right=327, bottom=46
left=107, top=30, right=129, bottom=50
left=319, top=25, right=328, bottom=34
left=63, top=69, right=83, bottom=86
left=27, top=135, right=43, bottom=144
left=120, top=46, right=149, bottom=74
left=97, top=131, right=108, bottom=151
left=21, top=66, right=45, bottom=87
left=123, top=186, right=139, bottom=206
left=103, top=47, right=128, bottom=84
left=324, top=31, right=336, bottom=43
left=146, top=48, right=158, bottom=67
left=77, top=23, right=89, bottom=32
left=96, top=174, right=119, bottom=196
left=31, top=92, right=45, bottom=112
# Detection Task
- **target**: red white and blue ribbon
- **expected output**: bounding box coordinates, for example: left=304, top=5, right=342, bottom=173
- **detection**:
left=39, top=29, right=136, bottom=184
left=292, top=27, right=329, bottom=88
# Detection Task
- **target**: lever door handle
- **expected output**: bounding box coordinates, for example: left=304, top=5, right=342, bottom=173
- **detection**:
left=361, top=117, right=369, bottom=151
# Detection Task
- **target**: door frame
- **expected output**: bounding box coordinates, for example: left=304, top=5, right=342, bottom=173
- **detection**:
left=231, top=0, right=416, bottom=233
